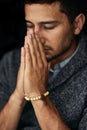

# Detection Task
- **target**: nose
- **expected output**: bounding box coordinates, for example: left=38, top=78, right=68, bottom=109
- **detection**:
left=27, top=25, right=40, bottom=35
left=35, top=27, right=45, bottom=44
left=34, top=25, right=43, bottom=38
left=27, top=26, right=45, bottom=44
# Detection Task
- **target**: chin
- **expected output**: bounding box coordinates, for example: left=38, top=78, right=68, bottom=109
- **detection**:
left=46, top=53, right=60, bottom=62
left=46, top=55, right=57, bottom=62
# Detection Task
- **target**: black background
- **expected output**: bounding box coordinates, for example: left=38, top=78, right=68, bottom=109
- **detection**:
left=0, top=0, right=87, bottom=58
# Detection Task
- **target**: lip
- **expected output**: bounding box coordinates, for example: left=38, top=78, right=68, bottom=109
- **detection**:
left=44, top=49, right=50, bottom=52
left=44, top=49, right=50, bottom=55
left=44, top=48, right=50, bottom=50
left=44, top=47, right=50, bottom=50
left=43, top=46, right=51, bottom=53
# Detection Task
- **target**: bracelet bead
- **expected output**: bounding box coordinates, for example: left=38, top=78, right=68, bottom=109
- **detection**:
left=24, top=91, right=49, bottom=101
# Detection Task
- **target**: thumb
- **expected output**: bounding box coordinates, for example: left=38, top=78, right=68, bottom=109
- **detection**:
left=17, top=47, right=25, bottom=87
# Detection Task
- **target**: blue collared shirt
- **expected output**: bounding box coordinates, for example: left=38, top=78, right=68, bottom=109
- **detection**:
left=49, top=44, right=79, bottom=83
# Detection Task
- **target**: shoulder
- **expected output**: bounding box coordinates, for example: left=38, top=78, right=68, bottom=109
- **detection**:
left=0, top=48, right=21, bottom=74
left=0, top=48, right=21, bottom=66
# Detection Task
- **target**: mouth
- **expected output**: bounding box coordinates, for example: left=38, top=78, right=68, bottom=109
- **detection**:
left=44, top=49, right=50, bottom=54
left=44, top=48, right=50, bottom=51
left=43, top=46, right=52, bottom=56
left=44, top=46, right=51, bottom=51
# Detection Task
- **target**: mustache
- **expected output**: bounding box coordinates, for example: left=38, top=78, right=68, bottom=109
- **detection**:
left=43, top=45, right=54, bottom=62
left=43, top=45, right=53, bottom=51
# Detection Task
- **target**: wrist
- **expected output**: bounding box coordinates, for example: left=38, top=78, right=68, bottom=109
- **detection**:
left=24, top=86, right=47, bottom=98
left=24, top=91, right=49, bottom=102
left=11, top=90, right=26, bottom=107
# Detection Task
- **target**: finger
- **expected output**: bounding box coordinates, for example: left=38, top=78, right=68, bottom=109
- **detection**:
left=32, top=34, right=43, bottom=66
left=17, top=47, right=25, bottom=87
left=27, top=34, right=37, bottom=67
left=48, top=62, right=51, bottom=71
left=25, top=36, right=32, bottom=68
left=36, top=35, right=47, bottom=63
left=20, top=47, right=25, bottom=69
left=15, top=47, right=25, bottom=99
left=24, top=36, right=27, bottom=46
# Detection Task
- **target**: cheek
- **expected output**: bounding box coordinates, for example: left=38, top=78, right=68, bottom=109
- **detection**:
left=45, top=26, right=68, bottom=42
left=44, top=25, right=73, bottom=49
left=45, top=34, right=63, bottom=53
left=45, top=30, right=65, bottom=48
left=52, top=27, right=73, bottom=46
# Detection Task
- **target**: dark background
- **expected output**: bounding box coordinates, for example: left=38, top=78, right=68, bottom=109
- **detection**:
left=0, top=0, right=26, bottom=58
left=0, top=0, right=87, bottom=59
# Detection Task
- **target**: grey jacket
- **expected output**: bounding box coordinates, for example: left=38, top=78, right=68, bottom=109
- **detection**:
left=0, top=34, right=87, bottom=130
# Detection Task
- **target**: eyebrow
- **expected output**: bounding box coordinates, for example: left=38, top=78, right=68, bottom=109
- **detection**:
left=25, top=20, right=58, bottom=25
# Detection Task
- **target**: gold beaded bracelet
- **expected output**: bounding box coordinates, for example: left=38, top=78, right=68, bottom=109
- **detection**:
left=24, top=91, right=49, bottom=101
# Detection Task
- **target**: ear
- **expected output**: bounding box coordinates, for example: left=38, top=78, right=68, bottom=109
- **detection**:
left=73, top=13, right=86, bottom=35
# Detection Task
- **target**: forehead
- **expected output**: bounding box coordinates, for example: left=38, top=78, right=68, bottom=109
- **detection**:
left=25, top=2, right=67, bottom=22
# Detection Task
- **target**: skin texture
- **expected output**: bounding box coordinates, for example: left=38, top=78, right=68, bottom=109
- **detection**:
left=0, top=2, right=85, bottom=130
left=24, top=35, right=50, bottom=97
left=25, top=2, right=77, bottom=65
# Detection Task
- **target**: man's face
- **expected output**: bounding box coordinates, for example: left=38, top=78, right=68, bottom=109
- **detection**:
left=25, top=2, right=76, bottom=63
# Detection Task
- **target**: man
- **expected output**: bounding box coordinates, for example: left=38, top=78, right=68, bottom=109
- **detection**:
left=0, top=0, right=87, bottom=130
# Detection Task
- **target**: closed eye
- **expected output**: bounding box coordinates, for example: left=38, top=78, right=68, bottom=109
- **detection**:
left=26, top=25, right=34, bottom=28
left=43, top=25, right=57, bottom=30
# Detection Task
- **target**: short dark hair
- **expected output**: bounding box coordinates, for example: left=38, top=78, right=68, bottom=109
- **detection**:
left=24, top=0, right=82, bottom=23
